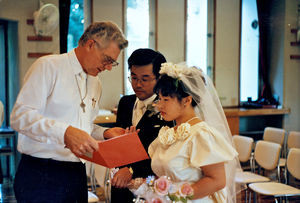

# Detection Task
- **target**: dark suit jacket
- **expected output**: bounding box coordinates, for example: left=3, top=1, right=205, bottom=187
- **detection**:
left=111, top=94, right=174, bottom=202
left=116, top=94, right=174, bottom=178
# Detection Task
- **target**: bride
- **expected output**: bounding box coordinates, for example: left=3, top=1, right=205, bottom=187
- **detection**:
left=130, top=62, right=242, bottom=202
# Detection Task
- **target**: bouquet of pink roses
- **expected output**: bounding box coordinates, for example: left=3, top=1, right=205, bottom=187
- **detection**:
left=128, top=175, right=194, bottom=203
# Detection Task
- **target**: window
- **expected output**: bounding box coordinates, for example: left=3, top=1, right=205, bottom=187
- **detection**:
left=0, top=20, right=19, bottom=129
left=124, top=0, right=155, bottom=95
left=68, top=0, right=84, bottom=52
left=124, top=0, right=213, bottom=94
left=0, top=21, right=7, bottom=127
left=186, top=0, right=214, bottom=76
left=240, top=0, right=259, bottom=102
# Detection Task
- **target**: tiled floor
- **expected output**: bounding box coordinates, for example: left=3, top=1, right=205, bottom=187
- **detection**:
left=0, top=179, right=16, bottom=203
left=0, top=178, right=106, bottom=203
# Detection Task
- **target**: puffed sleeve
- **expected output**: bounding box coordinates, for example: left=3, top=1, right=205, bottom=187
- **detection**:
left=148, top=137, right=161, bottom=158
left=189, top=123, right=238, bottom=168
left=148, top=137, right=159, bottom=158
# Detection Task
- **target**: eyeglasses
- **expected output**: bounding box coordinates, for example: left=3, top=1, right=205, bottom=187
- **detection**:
left=102, top=54, right=119, bottom=67
left=93, top=39, right=119, bottom=67
left=128, top=76, right=156, bottom=85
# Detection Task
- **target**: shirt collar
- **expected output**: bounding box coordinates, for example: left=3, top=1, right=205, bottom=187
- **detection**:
left=68, top=49, right=87, bottom=78
left=134, top=94, right=157, bottom=109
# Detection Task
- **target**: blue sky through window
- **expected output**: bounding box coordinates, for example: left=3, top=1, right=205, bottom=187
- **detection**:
left=68, top=0, right=84, bottom=52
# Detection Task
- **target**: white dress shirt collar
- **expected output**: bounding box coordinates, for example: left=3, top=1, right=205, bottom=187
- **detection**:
left=134, top=94, right=157, bottom=110
left=69, top=49, right=87, bottom=78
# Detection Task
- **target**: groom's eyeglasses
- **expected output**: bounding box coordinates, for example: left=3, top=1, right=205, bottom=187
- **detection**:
left=128, top=76, right=156, bottom=85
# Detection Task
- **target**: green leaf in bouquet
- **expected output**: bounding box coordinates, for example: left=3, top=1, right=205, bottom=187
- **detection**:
left=180, top=196, right=187, bottom=203
left=168, top=193, right=180, bottom=202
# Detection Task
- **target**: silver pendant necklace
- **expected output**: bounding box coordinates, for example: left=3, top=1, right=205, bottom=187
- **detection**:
left=75, top=74, right=88, bottom=113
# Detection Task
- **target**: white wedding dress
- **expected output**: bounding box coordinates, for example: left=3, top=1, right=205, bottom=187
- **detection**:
left=148, top=121, right=238, bottom=202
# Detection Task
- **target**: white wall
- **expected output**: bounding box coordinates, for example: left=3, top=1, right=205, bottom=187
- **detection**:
left=0, top=0, right=60, bottom=85
left=283, top=0, right=300, bottom=131
left=215, top=0, right=240, bottom=107
left=157, top=0, right=185, bottom=63
left=92, top=0, right=125, bottom=109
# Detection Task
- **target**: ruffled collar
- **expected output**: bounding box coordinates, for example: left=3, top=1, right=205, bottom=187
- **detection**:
left=158, top=122, right=191, bottom=146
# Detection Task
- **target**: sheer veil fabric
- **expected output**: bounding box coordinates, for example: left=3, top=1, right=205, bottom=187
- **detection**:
left=160, top=62, right=245, bottom=202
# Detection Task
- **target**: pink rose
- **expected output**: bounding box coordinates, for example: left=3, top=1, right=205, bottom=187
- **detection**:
left=179, top=183, right=194, bottom=197
left=150, top=197, right=163, bottom=203
left=154, top=176, right=170, bottom=196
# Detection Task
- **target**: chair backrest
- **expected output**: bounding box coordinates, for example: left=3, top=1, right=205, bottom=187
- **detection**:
left=233, top=135, right=254, bottom=162
left=287, top=131, right=300, bottom=149
left=263, top=127, right=286, bottom=146
left=287, top=148, right=300, bottom=180
left=254, top=140, right=281, bottom=170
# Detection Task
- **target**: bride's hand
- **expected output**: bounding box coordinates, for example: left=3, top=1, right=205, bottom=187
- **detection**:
left=111, top=167, right=133, bottom=188
left=127, top=178, right=145, bottom=189
left=103, top=126, right=140, bottom=140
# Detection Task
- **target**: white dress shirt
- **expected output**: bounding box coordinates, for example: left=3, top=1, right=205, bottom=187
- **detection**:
left=10, top=49, right=106, bottom=162
left=132, top=94, right=156, bottom=126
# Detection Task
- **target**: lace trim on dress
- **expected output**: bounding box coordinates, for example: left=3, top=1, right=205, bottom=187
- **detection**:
left=158, top=123, right=191, bottom=146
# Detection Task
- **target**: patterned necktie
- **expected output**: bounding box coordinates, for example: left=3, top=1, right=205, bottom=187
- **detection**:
left=133, top=100, right=145, bottom=126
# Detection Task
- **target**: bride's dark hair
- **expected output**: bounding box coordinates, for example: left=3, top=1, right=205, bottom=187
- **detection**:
left=154, top=74, right=197, bottom=107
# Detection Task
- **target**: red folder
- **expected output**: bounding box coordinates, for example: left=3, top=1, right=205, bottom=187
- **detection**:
left=77, top=132, right=149, bottom=168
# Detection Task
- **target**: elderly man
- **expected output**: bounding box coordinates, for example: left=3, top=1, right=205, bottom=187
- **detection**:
left=10, top=21, right=128, bottom=203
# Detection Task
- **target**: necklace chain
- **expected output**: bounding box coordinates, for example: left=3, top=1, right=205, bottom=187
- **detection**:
left=75, top=74, right=88, bottom=113
left=176, top=116, right=198, bottom=129
left=186, top=116, right=198, bottom=124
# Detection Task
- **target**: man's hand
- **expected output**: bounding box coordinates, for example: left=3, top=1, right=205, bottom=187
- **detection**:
left=64, top=126, right=99, bottom=155
left=104, top=126, right=140, bottom=139
left=111, top=167, right=133, bottom=188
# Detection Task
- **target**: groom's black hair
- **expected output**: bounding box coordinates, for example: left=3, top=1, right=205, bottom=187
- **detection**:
left=128, top=48, right=166, bottom=79
left=154, top=74, right=197, bottom=107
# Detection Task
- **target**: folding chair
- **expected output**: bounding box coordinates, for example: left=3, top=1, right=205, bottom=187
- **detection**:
left=280, top=131, right=300, bottom=183
left=249, top=148, right=300, bottom=202
left=235, top=140, right=282, bottom=202
left=232, top=135, right=254, bottom=171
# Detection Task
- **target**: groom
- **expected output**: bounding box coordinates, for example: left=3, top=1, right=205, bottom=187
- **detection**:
left=111, top=48, right=174, bottom=202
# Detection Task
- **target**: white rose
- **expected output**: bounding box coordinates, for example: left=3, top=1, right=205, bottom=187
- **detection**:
left=168, top=183, right=179, bottom=194
left=176, top=123, right=191, bottom=140
left=158, top=126, right=176, bottom=145
left=160, top=63, right=181, bottom=78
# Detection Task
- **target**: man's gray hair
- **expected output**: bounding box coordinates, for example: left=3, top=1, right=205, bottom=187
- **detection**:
left=79, top=21, right=128, bottom=49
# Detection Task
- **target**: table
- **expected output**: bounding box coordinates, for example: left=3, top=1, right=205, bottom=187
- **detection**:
left=94, top=108, right=291, bottom=137
left=94, top=114, right=116, bottom=125
left=224, top=108, right=290, bottom=136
